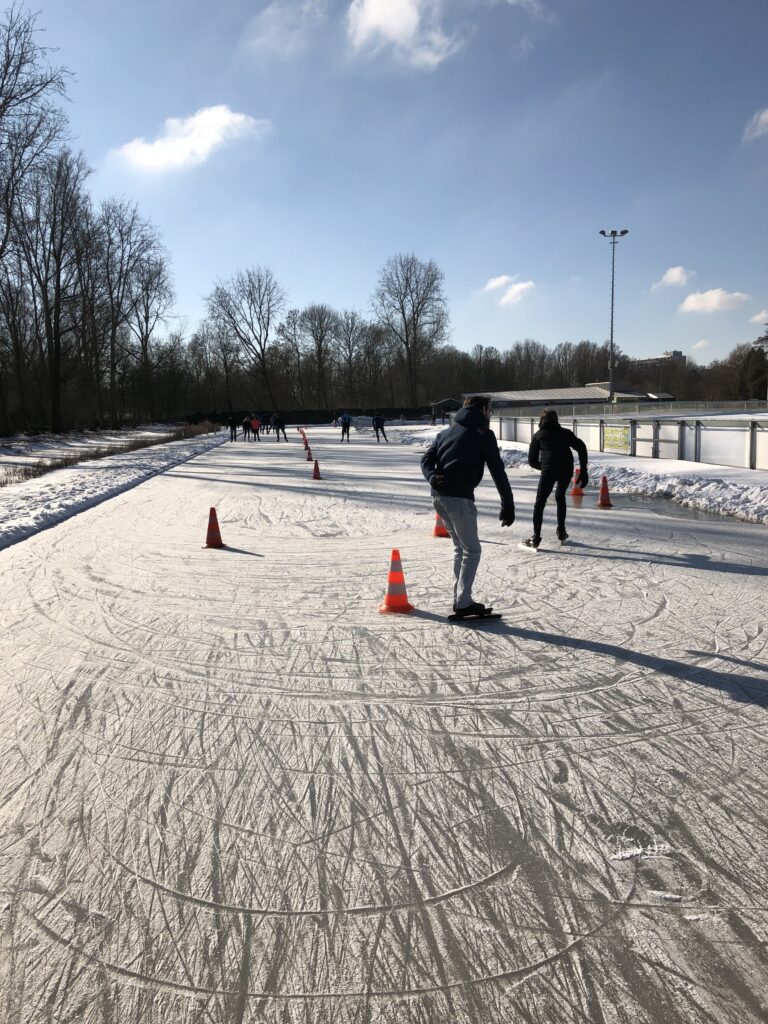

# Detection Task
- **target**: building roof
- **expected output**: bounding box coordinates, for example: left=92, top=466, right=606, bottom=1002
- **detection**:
left=467, top=386, right=645, bottom=404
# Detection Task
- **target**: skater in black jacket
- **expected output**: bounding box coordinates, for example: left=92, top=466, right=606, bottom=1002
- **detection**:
left=523, top=409, right=588, bottom=549
left=372, top=414, right=388, bottom=443
left=421, top=395, right=515, bottom=618
left=273, top=413, right=288, bottom=442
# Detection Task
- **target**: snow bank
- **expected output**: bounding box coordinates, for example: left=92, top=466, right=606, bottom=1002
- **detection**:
left=0, top=431, right=226, bottom=551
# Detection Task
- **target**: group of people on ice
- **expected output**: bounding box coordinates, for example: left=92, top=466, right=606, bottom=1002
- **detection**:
left=336, top=412, right=388, bottom=443
left=421, top=397, right=588, bottom=620
left=227, top=413, right=288, bottom=442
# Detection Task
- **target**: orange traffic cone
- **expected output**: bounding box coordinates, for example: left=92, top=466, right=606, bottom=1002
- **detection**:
left=306, top=447, right=312, bottom=461
left=597, top=475, right=613, bottom=509
left=378, top=548, right=414, bottom=614
left=203, top=507, right=225, bottom=548
left=569, top=469, right=584, bottom=497
left=312, top=459, right=321, bottom=480
left=432, top=514, right=450, bottom=538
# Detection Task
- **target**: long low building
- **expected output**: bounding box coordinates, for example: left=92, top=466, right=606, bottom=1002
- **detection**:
left=465, top=383, right=674, bottom=413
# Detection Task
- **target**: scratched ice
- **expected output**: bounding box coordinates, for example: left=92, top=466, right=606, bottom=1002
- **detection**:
left=0, top=425, right=766, bottom=1023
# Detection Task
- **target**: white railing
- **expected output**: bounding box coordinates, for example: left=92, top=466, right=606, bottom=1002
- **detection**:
left=498, top=415, right=768, bottom=471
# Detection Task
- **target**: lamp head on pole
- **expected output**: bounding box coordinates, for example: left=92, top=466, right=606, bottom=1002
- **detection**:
left=599, top=229, right=629, bottom=238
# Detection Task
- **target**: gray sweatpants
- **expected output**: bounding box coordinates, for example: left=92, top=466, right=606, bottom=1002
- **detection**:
left=432, top=494, right=481, bottom=609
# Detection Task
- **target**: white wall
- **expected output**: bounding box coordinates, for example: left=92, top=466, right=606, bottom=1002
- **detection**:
left=698, top=425, right=749, bottom=468
left=499, top=415, right=767, bottom=471
left=756, top=425, right=768, bottom=471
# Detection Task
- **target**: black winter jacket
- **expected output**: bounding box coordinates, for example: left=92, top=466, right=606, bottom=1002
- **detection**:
left=528, top=424, right=588, bottom=476
left=421, top=406, right=514, bottom=506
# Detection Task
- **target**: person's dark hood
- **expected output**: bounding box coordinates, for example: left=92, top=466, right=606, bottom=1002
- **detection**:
left=537, top=422, right=563, bottom=438
left=453, top=406, right=488, bottom=431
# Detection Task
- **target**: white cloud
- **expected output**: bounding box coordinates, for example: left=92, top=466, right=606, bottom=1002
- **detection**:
left=500, top=280, right=535, bottom=306
left=346, top=0, right=461, bottom=69
left=243, top=0, right=327, bottom=57
left=651, top=265, right=693, bottom=291
left=691, top=339, right=709, bottom=351
left=481, top=274, right=535, bottom=306
left=111, top=106, right=269, bottom=173
left=749, top=308, right=768, bottom=324
left=743, top=107, right=768, bottom=143
left=679, top=288, right=751, bottom=314
left=505, top=0, right=546, bottom=15
left=483, top=274, right=514, bottom=292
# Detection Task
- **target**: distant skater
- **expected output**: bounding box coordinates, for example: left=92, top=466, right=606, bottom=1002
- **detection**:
left=340, top=411, right=352, bottom=443
left=242, top=415, right=251, bottom=441
left=421, top=395, right=515, bottom=618
left=372, top=413, right=388, bottom=443
left=251, top=414, right=260, bottom=441
left=228, top=415, right=237, bottom=442
left=273, top=413, right=288, bottom=442
left=522, top=408, right=588, bottom=549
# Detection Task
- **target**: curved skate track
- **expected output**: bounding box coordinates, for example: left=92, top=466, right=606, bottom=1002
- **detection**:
left=1, top=426, right=767, bottom=1024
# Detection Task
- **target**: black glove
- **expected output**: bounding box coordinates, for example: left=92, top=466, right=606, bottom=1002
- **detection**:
left=430, top=473, right=446, bottom=492
left=576, top=468, right=589, bottom=488
left=499, top=501, right=515, bottom=527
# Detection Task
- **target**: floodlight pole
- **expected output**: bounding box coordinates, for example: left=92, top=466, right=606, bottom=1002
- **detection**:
left=599, top=229, right=628, bottom=404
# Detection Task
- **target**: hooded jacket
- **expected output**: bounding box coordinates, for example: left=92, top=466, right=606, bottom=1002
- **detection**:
left=421, top=405, right=513, bottom=506
left=528, top=423, right=588, bottom=475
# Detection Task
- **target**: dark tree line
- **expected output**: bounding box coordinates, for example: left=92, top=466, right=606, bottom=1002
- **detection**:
left=1, top=7, right=764, bottom=435
left=0, top=6, right=173, bottom=433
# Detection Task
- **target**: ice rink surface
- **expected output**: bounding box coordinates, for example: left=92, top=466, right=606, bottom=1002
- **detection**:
left=1, top=426, right=767, bottom=1023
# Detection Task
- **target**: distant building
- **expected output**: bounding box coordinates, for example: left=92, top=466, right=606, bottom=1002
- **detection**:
left=463, top=384, right=674, bottom=414
left=626, top=350, right=687, bottom=371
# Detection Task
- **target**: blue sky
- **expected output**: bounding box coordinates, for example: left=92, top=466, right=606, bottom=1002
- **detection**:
left=41, top=0, right=768, bottom=364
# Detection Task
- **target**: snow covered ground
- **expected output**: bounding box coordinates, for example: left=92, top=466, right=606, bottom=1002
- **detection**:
left=1, top=425, right=767, bottom=1023
left=0, top=425, right=184, bottom=470
left=0, top=429, right=226, bottom=550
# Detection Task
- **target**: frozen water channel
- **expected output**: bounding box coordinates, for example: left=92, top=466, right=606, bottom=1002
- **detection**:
left=1, top=426, right=767, bottom=1023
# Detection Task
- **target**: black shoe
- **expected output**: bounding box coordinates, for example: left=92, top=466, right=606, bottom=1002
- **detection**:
left=556, top=528, right=569, bottom=544
left=453, top=601, right=489, bottom=618
left=521, top=536, right=541, bottom=549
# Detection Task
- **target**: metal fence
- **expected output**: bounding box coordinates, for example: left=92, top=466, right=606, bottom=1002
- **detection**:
left=493, top=399, right=767, bottom=419
left=498, top=414, right=768, bottom=471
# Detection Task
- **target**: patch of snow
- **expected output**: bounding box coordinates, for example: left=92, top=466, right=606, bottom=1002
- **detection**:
left=0, top=431, right=226, bottom=551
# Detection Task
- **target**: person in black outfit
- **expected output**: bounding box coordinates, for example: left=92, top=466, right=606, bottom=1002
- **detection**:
left=421, top=395, right=515, bottom=617
left=372, top=414, right=388, bottom=443
left=273, top=413, right=288, bottom=442
left=228, top=415, right=237, bottom=442
left=524, top=409, right=588, bottom=548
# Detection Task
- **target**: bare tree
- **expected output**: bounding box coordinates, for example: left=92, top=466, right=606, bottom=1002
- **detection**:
left=276, top=308, right=306, bottom=408
left=71, top=197, right=110, bottom=425
left=372, top=253, right=449, bottom=407
left=100, top=198, right=161, bottom=422
left=187, top=320, right=225, bottom=411
left=13, top=148, right=90, bottom=431
left=299, top=303, right=338, bottom=409
left=334, top=309, right=366, bottom=406
left=0, top=4, right=69, bottom=263
left=127, top=251, right=174, bottom=418
left=0, top=249, right=34, bottom=430
left=206, top=266, right=285, bottom=408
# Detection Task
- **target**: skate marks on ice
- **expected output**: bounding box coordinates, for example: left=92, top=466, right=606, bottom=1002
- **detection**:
left=2, top=476, right=768, bottom=1020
